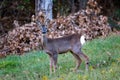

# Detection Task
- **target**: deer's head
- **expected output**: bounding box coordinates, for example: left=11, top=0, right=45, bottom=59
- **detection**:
left=35, top=11, right=50, bottom=34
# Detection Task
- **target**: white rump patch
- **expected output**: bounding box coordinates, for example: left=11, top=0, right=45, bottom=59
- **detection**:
left=80, top=35, right=86, bottom=45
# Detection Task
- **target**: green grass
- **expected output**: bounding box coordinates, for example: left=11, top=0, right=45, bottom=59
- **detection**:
left=0, top=34, right=120, bottom=80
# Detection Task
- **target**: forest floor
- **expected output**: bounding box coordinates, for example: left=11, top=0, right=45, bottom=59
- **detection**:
left=0, top=34, right=120, bottom=80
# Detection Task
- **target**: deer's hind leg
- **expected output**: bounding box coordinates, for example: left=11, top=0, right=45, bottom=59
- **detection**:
left=72, top=53, right=82, bottom=72
left=78, top=51, right=89, bottom=71
left=71, top=46, right=89, bottom=71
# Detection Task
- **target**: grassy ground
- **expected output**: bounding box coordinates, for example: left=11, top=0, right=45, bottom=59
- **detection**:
left=0, top=34, right=120, bottom=80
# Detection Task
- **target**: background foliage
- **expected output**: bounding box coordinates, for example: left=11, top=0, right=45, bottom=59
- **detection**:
left=0, top=0, right=120, bottom=35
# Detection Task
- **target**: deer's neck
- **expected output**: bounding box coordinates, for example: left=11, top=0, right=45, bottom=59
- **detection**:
left=42, top=34, right=48, bottom=47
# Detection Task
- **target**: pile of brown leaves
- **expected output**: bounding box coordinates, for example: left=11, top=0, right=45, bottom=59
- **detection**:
left=0, top=22, right=43, bottom=57
left=0, top=0, right=111, bottom=57
left=46, top=0, right=110, bottom=39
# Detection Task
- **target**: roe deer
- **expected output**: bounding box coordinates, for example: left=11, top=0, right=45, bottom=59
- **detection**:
left=36, top=20, right=89, bottom=74
left=36, top=11, right=89, bottom=74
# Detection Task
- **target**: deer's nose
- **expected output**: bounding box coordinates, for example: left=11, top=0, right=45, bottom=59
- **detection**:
left=42, top=25, right=47, bottom=34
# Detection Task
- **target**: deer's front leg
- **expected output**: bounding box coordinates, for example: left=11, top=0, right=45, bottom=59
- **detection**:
left=49, top=56, right=53, bottom=74
left=53, top=53, right=58, bottom=73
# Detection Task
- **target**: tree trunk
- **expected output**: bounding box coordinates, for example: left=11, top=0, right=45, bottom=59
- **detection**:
left=78, top=0, right=88, bottom=10
left=71, top=0, right=75, bottom=14
left=35, top=0, right=53, bottom=20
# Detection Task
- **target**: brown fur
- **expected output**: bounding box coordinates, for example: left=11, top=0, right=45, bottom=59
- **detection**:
left=42, top=33, right=89, bottom=74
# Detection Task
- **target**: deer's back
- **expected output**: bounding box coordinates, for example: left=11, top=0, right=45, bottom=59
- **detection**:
left=44, top=34, right=82, bottom=54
